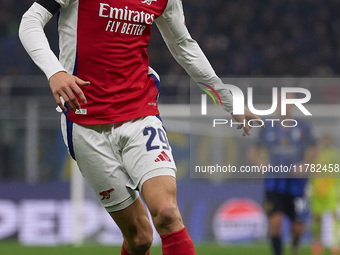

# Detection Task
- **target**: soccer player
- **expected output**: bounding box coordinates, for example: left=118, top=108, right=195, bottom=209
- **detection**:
left=19, top=0, right=260, bottom=254
left=248, top=94, right=317, bottom=255
left=310, top=134, right=340, bottom=255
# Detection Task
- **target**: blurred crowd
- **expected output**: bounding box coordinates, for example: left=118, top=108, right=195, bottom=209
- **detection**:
left=1, top=0, right=340, bottom=97
left=153, top=0, right=340, bottom=77
left=0, top=0, right=38, bottom=75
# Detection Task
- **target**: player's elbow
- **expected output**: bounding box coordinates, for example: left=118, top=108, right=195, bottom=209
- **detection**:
left=18, top=12, right=31, bottom=44
left=19, top=7, right=45, bottom=43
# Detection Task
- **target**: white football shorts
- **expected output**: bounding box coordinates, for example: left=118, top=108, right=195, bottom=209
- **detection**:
left=61, top=115, right=177, bottom=212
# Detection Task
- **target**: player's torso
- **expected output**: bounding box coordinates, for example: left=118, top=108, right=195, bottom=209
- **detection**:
left=75, top=0, right=167, bottom=64
left=263, top=123, right=311, bottom=195
left=58, top=0, right=169, bottom=124
left=263, top=123, right=308, bottom=166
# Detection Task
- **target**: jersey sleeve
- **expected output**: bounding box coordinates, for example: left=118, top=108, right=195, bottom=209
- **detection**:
left=154, top=0, right=234, bottom=113
left=36, top=0, right=62, bottom=14
left=37, top=0, right=70, bottom=10
left=18, top=1, right=66, bottom=79
left=54, top=0, right=71, bottom=8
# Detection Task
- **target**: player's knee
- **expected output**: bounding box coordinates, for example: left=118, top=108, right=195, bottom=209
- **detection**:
left=152, top=203, right=181, bottom=232
left=131, top=234, right=153, bottom=253
left=126, top=230, right=153, bottom=254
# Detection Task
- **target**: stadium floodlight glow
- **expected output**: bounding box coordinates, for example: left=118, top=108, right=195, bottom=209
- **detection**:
left=201, top=86, right=312, bottom=116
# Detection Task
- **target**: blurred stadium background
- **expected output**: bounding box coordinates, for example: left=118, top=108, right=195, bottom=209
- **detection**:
left=1, top=0, right=340, bottom=254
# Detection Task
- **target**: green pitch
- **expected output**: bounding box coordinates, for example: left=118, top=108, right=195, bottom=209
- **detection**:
left=0, top=242, right=320, bottom=255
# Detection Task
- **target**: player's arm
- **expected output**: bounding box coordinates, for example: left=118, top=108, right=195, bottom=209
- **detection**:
left=154, top=0, right=262, bottom=136
left=18, top=0, right=89, bottom=112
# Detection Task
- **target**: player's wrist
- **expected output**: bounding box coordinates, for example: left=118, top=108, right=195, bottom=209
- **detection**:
left=48, top=70, right=68, bottom=81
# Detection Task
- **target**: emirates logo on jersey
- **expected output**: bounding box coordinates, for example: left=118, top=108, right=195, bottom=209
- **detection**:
left=141, top=0, right=157, bottom=5
left=99, top=3, right=156, bottom=36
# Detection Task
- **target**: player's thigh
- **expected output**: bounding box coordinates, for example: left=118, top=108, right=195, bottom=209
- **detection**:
left=119, top=116, right=177, bottom=191
left=141, top=175, right=183, bottom=234
left=141, top=175, right=178, bottom=212
left=61, top=115, right=138, bottom=212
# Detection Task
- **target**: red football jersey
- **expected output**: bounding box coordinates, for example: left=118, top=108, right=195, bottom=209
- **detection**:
left=59, top=0, right=169, bottom=124
left=20, top=0, right=234, bottom=120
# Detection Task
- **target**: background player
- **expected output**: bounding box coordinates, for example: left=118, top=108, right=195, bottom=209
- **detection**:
left=248, top=93, right=317, bottom=255
left=19, top=0, right=261, bottom=254
left=310, top=134, right=340, bottom=255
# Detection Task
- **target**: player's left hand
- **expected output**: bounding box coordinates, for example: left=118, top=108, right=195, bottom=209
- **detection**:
left=231, top=108, right=264, bottom=136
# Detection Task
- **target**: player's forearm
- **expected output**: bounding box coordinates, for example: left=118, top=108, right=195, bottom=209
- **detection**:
left=163, top=37, right=233, bottom=113
left=19, top=3, right=66, bottom=79
left=155, top=0, right=233, bottom=113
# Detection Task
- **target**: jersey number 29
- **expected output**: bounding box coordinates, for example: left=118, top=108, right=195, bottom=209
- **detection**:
left=143, top=127, right=170, bottom=151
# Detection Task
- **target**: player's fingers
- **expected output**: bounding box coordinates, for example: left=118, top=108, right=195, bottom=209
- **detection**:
left=259, top=119, right=265, bottom=128
left=53, top=93, right=67, bottom=112
left=68, top=91, right=81, bottom=110
left=244, top=109, right=265, bottom=129
left=243, top=123, right=251, bottom=136
left=60, top=90, right=77, bottom=112
left=74, top=77, right=89, bottom=104
left=72, top=85, right=87, bottom=105
left=252, top=117, right=265, bottom=128
left=75, top=76, right=90, bottom=87
left=249, top=112, right=265, bottom=128
left=61, top=85, right=80, bottom=110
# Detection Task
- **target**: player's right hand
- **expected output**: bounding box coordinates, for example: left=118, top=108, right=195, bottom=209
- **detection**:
left=49, top=71, right=90, bottom=112
left=231, top=108, right=265, bottom=136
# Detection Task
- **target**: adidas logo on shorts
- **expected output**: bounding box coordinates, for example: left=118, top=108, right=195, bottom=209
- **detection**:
left=155, top=151, right=171, bottom=162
